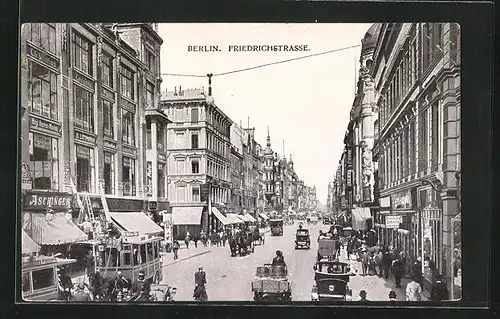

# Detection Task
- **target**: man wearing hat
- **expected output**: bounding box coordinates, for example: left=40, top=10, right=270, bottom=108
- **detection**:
left=114, top=271, right=131, bottom=296
left=73, top=282, right=91, bottom=302
left=358, top=290, right=369, bottom=302
left=193, top=266, right=208, bottom=301
left=388, top=290, right=397, bottom=302
left=411, top=257, right=424, bottom=289
left=272, top=250, right=286, bottom=267
left=132, top=271, right=150, bottom=298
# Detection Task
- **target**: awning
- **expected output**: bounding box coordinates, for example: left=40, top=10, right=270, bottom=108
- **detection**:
left=171, top=207, right=203, bottom=225
left=242, top=213, right=257, bottom=223
left=31, top=213, right=88, bottom=245
left=212, top=207, right=231, bottom=225
left=259, top=213, right=269, bottom=220
left=352, top=208, right=372, bottom=221
left=110, top=212, right=163, bottom=235
left=225, top=213, right=244, bottom=225
left=22, top=230, right=40, bottom=254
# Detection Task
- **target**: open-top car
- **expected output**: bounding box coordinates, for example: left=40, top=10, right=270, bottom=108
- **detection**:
left=295, top=229, right=311, bottom=249
left=251, top=264, right=291, bottom=301
left=311, top=260, right=354, bottom=301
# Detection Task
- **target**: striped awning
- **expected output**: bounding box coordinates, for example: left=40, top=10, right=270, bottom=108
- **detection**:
left=110, top=212, right=163, bottom=235
left=241, top=213, right=257, bottom=223
left=171, top=207, right=203, bottom=225
left=225, top=213, right=244, bottom=225
left=31, top=213, right=88, bottom=245
left=352, top=207, right=372, bottom=221
left=211, top=207, right=231, bottom=225
left=259, top=213, right=269, bottom=220
left=22, top=230, right=40, bottom=254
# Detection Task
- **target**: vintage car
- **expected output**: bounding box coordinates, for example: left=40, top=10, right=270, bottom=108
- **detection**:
left=342, top=227, right=354, bottom=238
left=295, top=229, right=311, bottom=249
left=251, top=264, right=292, bottom=301
left=269, top=219, right=284, bottom=236
left=316, top=238, right=341, bottom=261
left=311, top=260, right=354, bottom=301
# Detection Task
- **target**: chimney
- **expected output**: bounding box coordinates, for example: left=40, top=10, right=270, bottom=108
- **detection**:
left=179, top=86, right=182, bottom=95
left=174, top=86, right=177, bottom=96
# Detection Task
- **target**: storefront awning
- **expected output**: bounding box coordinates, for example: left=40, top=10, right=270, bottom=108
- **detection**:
left=110, top=212, right=163, bottom=235
left=212, top=207, right=231, bottom=225
left=171, top=207, right=203, bottom=225
left=259, top=213, right=269, bottom=220
left=31, top=213, right=88, bottom=245
left=352, top=207, right=372, bottom=221
left=225, top=213, right=244, bottom=225
left=22, top=230, right=40, bottom=254
left=242, top=213, right=257, bottom=223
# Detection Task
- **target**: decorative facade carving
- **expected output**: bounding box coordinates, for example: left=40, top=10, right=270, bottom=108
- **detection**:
left=361, top=142, right=373, bottom=187
left=97, top=36, right=103, bottom=67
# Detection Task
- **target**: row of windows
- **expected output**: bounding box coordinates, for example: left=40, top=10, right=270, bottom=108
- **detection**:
left=208, top=160, right=229, bottom=180
left=378, top=102, right=440, bottom=189
left=172, top=130, right=200, bottom=149
left=174, top=158, right=200, bottom=175
left=207, top=132, right=228, bottom=157
left=207, top=109, right=230, bottom=137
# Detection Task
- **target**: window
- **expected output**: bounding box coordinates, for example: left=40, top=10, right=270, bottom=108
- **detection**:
left=76, top=145, right=93, bottom=192
left=158, top=163, right=165, bottom=198
left=145, top=49, right=156, bottom=75
left=176, top=159, right=185, bottom=174
left=72, top=32, right=93, bottom=75
left=175, top=131, right=184, bottom=149
left=74, top=85, right=94, bottom=132
left=103, top=152, right=115, bottom=195
left=192, top=186, right=200, bottom=202
left=122, top=157, right=136, bottom=196
left=191, top=107, right=199, bottom=122
left=146, top=81, right=155, bottom=109
left=120, top=65, right=134, bottom=100
left=146, top=120, right=152, bottom=149
left=32, top=268, right=55, bottom=291
left=409, top=121, right=416, bottom=174
left=102, top=53, right=113, bottom=88
left=121, top=109, right=135, bottom=146
left=176, top=185, right=186, bottom=202
left=29, top=133, right=59, bottom=190
left=418, top=107, right=428, bottom=172
left=102, top=100, right=114, bottom=138
left=427, top=106, right=433, bottom=170
left=157, top=123, right=164, bottom=151
left=191, top=160, right=199, bottom=174
left=431, top=102, right=439, bottom=170
left=29, top=23, right=56, bottom=54
left=28, top=62, right=58, bottom=120
left=146, top=243, right=154, bottom=263
left=191, top=132, right=199, bottom=149
left=140, top=244, right=147, bottom=264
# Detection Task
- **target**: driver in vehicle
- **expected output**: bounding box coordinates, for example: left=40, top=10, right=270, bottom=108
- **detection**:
left=272, top=250, right=286, bottom=267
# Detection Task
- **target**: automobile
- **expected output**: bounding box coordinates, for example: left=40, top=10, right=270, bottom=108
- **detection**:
left=311, top=260, right=354, bottom=302
left=295, top=229, right=311, bottom=249
left=251, top=264, right=292, bottom=301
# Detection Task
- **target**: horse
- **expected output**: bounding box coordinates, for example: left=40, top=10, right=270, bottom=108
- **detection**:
left=228, top=234, right=238, bottom=257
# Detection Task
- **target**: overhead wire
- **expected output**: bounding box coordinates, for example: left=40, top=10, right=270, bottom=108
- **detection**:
left=161, top=43, right=362, bottom=78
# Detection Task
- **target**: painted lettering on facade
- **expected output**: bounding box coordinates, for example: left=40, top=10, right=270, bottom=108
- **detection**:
left=103, top=139, right=116, bottom=150
left=75, top=131, right=97, bottom=144
left=30, top=117, right=62, bottom=136
left=27, top=44, right=60, bottom=70
left=73, top=71, right=95, bottom=91
left=24, top=192, right=72, bottom=210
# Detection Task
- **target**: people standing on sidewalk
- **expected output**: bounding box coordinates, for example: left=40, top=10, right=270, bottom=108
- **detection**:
left=405, top=275, right=423, bottom=301
left=185, top=232, right=191, bottom=249
left=382, top=248, right=392, bottom=279
left=392, top=257, right=405, bottom=288
left=375, top=249, right=383, bottom=277
left=430, top=274, right=449, bottom=301
left=361, top=248, right=369, bottom=276
left=200, top=230, right=207, bottom=247
left=411, top=257, right=424, bottom=289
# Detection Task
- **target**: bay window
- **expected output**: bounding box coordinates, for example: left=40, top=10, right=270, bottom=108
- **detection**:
left=121, top=109, right=135, bottom=146
left=157, top=122, right=164, bottom=151
left=72, top=32, right=93, bottom=75
left=29, top=23, right=56, bottom=55
left=29, top=133, right=59, bottom=190
left=120, top=65, right=134, bottom=100
left=146, top=81, right=155, bottom=109
left=158, top=163, right=165, bottom=198
left=102, top=53, right=113, bottom=88
left=74, top=85, right=94, bottom=132
left=28, top=61, right=58, bottom=120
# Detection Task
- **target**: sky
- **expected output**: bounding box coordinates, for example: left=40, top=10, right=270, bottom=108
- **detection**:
left=158, top=23, right=372, bottom=204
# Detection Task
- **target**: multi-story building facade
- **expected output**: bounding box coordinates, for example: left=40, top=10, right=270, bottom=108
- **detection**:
left=242, top=128, right=258, bottom=217
left=20, top=23, right=168, bottom=249
left=255, top=143, right=265, bottom=217
left=160, top=88, right=232, bottom=238
left=263, top=131, right=277, bottom=212
left=229, top=123, right=244, bottom=214
left=336, top=22, right=461, bottom=298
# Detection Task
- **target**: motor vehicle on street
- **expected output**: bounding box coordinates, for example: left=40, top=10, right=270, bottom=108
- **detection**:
left=342, top=227, right=353, bottom=238
left=269, top=218, right=284, bottom=236
left=311, top=260, right=354, bottom=301
left=295, top=229, right=311, bottom=249
left=249, top=225, right=265, bottom=245
left=251, top=264, right=292, bottom=301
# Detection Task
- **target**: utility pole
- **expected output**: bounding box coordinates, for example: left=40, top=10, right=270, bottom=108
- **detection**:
left=207, top=73, right=213, bottom=96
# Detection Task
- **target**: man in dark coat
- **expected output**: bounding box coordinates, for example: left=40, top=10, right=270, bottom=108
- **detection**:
left=73, top=282, right=91, bottom=302
left=114, top=271, right=131, bottom=296
left=132, top=271, right=150, bottom=298
left=193, top=266, right=208, bottom=301
left=411, top=257, right=424, bottom=288
left=392, top=258, right=405, bottom=288
left=272, top=250, right=286, bottom=267
left=382, top=249, right=392, bottom=279
left=431, top=274, right=449, bottom=301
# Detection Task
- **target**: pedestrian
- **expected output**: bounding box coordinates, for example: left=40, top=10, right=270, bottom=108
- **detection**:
left=57, top=268, right=73, bottom=301
left=392, top=257, right=405, bottom=288
left=388, top=290, right=397, bottom=303
left=411, top=257, right=424, bottom=289
left=84, top=250, right=95, bottom=281
left=193, top=233, right=199, bottom=248
left=361, top=249, right=369, bottom=276
left=193, top=266, right=208, bottom=301
left=430, top=274, right=449, bottom=301
left=382, top=248, right=392, bottom=279
left=73, top=282, right=91, bottom=302
left=375, top=249, right=383, bottom=277
left=405, top=275, right=423, bottom=301
left=172, top=240, right=180, bottom=260
left=78, top=216, right=94, bottom=240
left=184, top=232, right=190, bottom=249
left=114, top=271, right=131, bottom=298
left=358, top=290, right=369, bottom=302
left=132, top=271, right=151, bottom=298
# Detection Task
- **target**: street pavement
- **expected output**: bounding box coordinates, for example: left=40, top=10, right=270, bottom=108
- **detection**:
left=160, top=222, right=427, bottom=302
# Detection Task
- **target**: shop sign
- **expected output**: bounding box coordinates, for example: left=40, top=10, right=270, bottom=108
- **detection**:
left=33, top=134, right=51, bottom=150
left=76, top=145, right=91, bottom=159
left=346, top=148, right=353, bottom=166
left=124, top=231, right=139, bottom=237
left=103, top=139, right=116, bottom=150
left=75, top=131, right=97, bottom=144
left=146, top=162, right=153, bottom=197
left=73, top=71, right=95, bottom=91
left=148, top=201, right=157, bottom=211
left=379, top=196, right=391, bottom=208
left=123, top=145, right=137, bottom=156
left=163, top=213, right=173, bottom=245
left=30, top=117, right=62, bottom=136
left=200, top=184, right=210, bottom=202
left=346, top=169, right=353, bottom=187
left=391, top=191, right=412, bottom=210
left=27, top=45, right=60, bottom=70
left=385, top=215, right=402, bottom=229
left=24, top=191, right=72, bottom=210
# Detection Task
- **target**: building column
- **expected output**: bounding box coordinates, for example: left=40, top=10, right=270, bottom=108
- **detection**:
left=151, top=119, right=158, bottom=200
